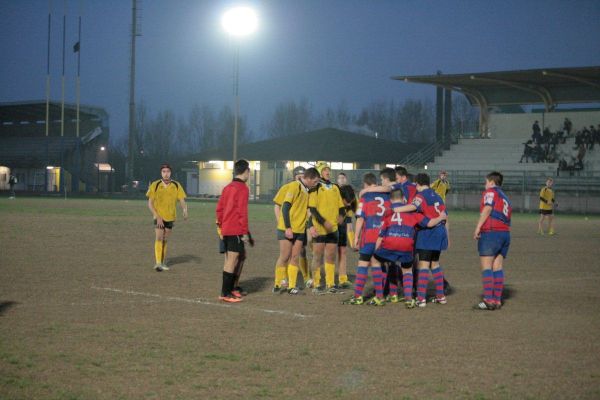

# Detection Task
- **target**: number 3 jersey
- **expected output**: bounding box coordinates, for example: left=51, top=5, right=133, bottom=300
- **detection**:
left=411, top=188, right=448, bottom=251
left=379, top=207, right=431, bottom=253
left=480, top=187, right=512, bottom=232
left=356, top=192, right=391, bottom=247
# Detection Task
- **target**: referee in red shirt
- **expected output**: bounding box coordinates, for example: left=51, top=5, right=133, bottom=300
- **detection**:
left=216, top=159, right=254, bottom=303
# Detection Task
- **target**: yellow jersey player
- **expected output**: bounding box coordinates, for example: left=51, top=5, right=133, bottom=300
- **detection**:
left=431, top=170, right=450, bottom=202
left=336, top=172, right=357, bottom=289
left=308, top=162, right=346, bottom=294
left=538, top=178, right=556, bottom=235
left=272, top=167, right=321, bottom=294
left=146, top=163, right=188, bottom=271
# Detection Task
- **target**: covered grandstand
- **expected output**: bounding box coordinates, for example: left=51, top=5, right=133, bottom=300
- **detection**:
left=0, top=101, right=111, bottom=193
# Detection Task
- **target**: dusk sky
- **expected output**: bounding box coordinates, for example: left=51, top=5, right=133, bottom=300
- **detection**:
left=1, top=0, right=600, bottom=142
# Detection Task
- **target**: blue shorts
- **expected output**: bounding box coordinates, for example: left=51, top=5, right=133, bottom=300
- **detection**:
left=415, top=225, right=448, bottom=251
left=374, top=248, right=414, bottom=264
left=359, top=243, right=376, bottom=262
left=478, top=231, right=510, bottom=258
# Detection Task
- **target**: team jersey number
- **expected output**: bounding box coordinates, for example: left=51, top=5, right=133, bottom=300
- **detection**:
left=375, top=196, right=386, bottom=216
left=391, top=212, right=403, bottom=225
left=502, top=199, right=510, bottom=217
left=434, top=202, right=441, bottom=215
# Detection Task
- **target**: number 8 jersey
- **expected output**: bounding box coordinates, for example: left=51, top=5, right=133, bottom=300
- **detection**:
left=480, top=187, right=512, bottom=232
left=356, top=192, right=391, bottom=247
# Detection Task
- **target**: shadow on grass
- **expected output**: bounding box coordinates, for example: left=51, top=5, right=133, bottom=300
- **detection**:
left=238, top=276, right=272, bottom=294
left=167, top=255, right=202, bottom=267
left=0, top=301, right=18, bottom=316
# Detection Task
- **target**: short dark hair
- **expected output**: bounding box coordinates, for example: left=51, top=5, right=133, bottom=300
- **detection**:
left=380, top=168, right=396, bottom=182
left=234, top=159, right=250, bottom=176
left=486, top=171, right=503, bottom=186
left=394, top=166, right=408, bottom=177
left=415, top=173, right=430, bottom=186
left=338, top=172, right=346, bottom=177
left=390, top=189, right=405, bottom=202
left=304, top=167, right=320, bottom=179
left=363, top=172, right=377, bottom=186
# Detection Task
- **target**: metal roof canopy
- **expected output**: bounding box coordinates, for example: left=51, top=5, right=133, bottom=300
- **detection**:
left=392, top=66, right=600, bottom=135
left=0, top=100, right=108, bottom=123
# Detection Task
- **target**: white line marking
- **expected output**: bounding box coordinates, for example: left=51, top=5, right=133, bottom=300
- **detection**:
left=91, top=286, right=313, bottom=319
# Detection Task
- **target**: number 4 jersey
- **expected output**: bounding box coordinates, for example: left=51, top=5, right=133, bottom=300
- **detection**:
left=356, top=192, right=391, bottom=248
left=480, top=187, right=512, bottom=232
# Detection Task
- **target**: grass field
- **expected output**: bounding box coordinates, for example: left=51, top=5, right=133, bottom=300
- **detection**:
left=1, top=197, right=600, bottom=400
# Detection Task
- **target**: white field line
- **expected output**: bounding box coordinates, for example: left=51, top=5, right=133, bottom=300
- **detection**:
left=91, top=286, right=313, bottom=319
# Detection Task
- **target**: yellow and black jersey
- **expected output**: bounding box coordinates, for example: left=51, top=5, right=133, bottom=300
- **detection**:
left=275, top=181, right=311, bottom=233
left=309, top=181, right=344, bottom=236
left=431, top=179, right=450, bottom=202
left=146, top=179, right=186, bottom=221
left=539, top=187, right=554, bottom=210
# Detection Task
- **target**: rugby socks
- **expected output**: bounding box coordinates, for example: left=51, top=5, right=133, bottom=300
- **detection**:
left=372, top=266, right=384, bottom=298
left=325, top=263, right=336, bottom=288
left=274, top=264, right=286, bottom=287
left=287, top=264, right=299, bottom=289
left=432, top=266, right=445, bottom=297
left=417, top=269, right=429, bottom=301
left=299, top=256, right=309, bottom=280
left=154, top=240, right=165, bottom=264
left=313, top=268, right=322, bottom=288
left=221, top=271, right=235, bottom=296
left=493, top=269, right=505, bottom=304
left=339, top=274, right=349, bottom=285
left=354, top=267, right=368, bottom=297
left=402, top=272, right=414, bottom=300
left=482, top=269, right=494, bottom=302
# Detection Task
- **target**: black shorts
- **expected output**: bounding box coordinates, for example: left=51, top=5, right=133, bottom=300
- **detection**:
left=314, top=231, right=339, bottom=244
left=539, top=209, right=553, bottom=215
left=359, top=252, right=374, bottom=262
left=338, top=223, right=348, bottom=247
left=153, top=219, right=174, bottom=229
left=277, top=229, right=307, bottom=244
left=222, top=235, right=246, bottom=254
left=417, top=250, right=441, bottom=262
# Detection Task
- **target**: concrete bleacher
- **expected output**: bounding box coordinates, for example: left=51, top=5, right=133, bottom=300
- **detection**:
left=428, top=137, right=558, bottom=173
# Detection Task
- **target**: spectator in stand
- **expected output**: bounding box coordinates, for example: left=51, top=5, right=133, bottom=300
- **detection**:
left=588, top=126, right=596, bottom=150
left=557, top=158, right=568, bottom=176
left=577, top=143, right=586, bottom=164
left=519, top=140, right=534, bottom=163
left=533, top=143, right=545, bottom=163
left=574, top=131, right=583, bottom=149
left=563, top=118, right=572, bottom=136
left=532, top=120, right=541, bottom=136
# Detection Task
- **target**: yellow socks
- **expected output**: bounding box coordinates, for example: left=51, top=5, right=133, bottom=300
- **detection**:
left=299, top=256, right=309, bottom=280
left=313, top=268, right=321, bottom=287
left=325, top=263, right=335, bottom=288
left=339, top=274, right=348, bottom=285
left=275, top=265, right=287, bottom=287
left=154, top=240, right=166, bottom=264
left=287, top=264, right=299, bottom=289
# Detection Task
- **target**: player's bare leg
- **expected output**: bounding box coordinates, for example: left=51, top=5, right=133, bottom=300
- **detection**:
left=220, top=251, right=242, bottom=302
left=538, top=214, right=546, bottom=235
left=274, top=239, right=293, bottom=292
left=324, top=243, right=339, bottom=292
left=311, top=242, right=325, bottom=293
left=232, top=252, right=247, bottom=297
left=548, top=214, right=555, bottom=235
left=337, top=245, right=350, bottom=288
left=286, top=239, right=305, bottom=294
left=154, top=227, right=172, bottom=271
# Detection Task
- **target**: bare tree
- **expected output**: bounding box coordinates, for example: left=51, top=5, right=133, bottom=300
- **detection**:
left=266, top=98, right=313, bottom=137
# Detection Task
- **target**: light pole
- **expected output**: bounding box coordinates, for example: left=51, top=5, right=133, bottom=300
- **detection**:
left=221, top=6, right=258, bottom=163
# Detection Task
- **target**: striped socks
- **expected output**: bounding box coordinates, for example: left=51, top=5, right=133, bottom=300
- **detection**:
left=372, top=266, right=384, bottom=298
left=482, top=269, right=494, bottom=302
left=493, top=270, right=504, bottom=304
left=432, top=266, right=445, bottom=297
left=354, top=266, right=368, bottom=297
left=417, top=269, right=429, bottom=301
left=402, top=272, right=414, bottom=301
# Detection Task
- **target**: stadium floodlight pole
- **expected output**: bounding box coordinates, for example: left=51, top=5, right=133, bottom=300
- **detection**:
left=127, top=0, right=140, bottom=182
left=221, top=6, right=258, bottom=164
left=61, top=0, right=66, bottom=137
left=45, top=1, right=51, bottom=137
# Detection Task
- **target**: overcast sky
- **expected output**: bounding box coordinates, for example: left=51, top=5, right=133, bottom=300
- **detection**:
left=1, top=0, right=599, bottom=141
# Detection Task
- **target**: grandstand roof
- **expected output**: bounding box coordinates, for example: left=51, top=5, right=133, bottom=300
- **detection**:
left=192, top=128, right=427, bottom=164
left=392, top=66, right=600, bottom=111
left=0, top=100, right=108, bottom=123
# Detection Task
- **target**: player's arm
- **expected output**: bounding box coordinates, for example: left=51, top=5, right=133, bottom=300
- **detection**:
left=353, top=217, right=364, bottom=249
left=539, top=188, right=548, bottom=204
left=281, top=201, right=294, bottom=239
left=274, top=204, right=281, bottom=221
left=425, top=211, right=447, bottom=227
left=179, top=198, right=188, bottom=220
left=358, top=185, right=392, bottom=197
left=474, top=206, right=491, bottom=240
left=309, top=207, right=333, bottom=232
left=147, top=198, right=164, bottom=228
left=392, top=203, right=417, bottom=213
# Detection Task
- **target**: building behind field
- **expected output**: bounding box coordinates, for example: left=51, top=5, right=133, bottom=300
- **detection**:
left=0, top=101, right=111, bottom=193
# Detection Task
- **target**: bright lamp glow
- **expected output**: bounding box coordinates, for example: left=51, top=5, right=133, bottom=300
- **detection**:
left=222, top=7, right=258, bottom=37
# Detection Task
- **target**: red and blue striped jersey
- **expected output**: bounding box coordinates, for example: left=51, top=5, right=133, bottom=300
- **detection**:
left=480, top=187, right=511, bottom=232
left=412, top=188, right=446, bottom=219
left=391, top=181, right=418, bottom=203
left=379, top=208, right=429, bottom=252
left=356, top=192, right=391, bottom=246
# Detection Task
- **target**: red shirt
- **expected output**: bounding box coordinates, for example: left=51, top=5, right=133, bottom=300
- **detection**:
left=216, top=179, right=249, bottom=236
left=480, top=187, right=511, bottom=232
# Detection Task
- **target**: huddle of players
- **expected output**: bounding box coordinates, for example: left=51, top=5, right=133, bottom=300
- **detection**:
left=272, top=164, right=512, bottom=311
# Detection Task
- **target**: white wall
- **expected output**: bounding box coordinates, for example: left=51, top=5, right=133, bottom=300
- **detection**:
left=489, top=110, right=600, bottom=139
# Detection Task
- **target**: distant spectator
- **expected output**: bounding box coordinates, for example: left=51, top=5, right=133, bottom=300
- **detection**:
left=519, top=140, right=534, bottom=163
left=563, top=118, right=572, bottom=135
left=532, top=120, right=541, bottom=136
left=8, top=173, right=17, bottom=199
left=532, top=143, right=545, bottom=163
left=577, top=143, right=586, bottom=163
